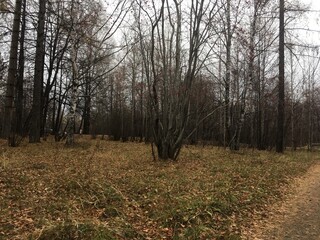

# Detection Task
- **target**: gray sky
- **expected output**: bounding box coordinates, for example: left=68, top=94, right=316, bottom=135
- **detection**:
left=286, top=0, right=320, bottom=48
left=306, top=0, right=320, bottom=10
left=304, top=0, right=320, bottom=26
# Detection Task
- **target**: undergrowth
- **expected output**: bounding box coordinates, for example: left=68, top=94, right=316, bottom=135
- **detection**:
left=0, top=137, right=318, bottom=239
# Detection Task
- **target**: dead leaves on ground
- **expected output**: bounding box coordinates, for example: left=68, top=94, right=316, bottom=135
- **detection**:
left=0, top=137, right=318, bottom=239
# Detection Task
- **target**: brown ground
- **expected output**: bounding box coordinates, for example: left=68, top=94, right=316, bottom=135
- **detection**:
left=245, top=162, right=320, bottom=240
left=1, top=138, right=319, bottom=239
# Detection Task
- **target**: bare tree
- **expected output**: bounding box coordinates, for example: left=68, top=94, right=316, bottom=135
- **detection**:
left=276, top=0, right=285, bottom=153
left=64, top=0, right=87, bottom=146
left=29, top=0, right=46, bottom=143
left=64, top=0, right=130, bottom=145
left=65, top=39, right=79, bottom=146
left=136, top=0, right=217, bottom=160
left=224, top=0, right=232, bottom=148
left=1, top=0, right=22, bottom=146
left=42, top=0, right=71, bottom=138
left=15, top=0, right=26, bottom=136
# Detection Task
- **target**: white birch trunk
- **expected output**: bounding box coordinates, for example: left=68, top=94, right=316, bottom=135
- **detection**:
left=66, top=43, right=79, bottom=146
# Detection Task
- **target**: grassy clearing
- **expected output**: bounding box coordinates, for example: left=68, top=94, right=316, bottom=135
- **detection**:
left=0, top=136, right=318, bottom=239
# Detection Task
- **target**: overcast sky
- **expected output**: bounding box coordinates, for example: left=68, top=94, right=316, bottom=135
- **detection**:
left=303, top=0, right=320, bottom=26
left=305, top=0, right=320, bottom=10
left=291, top=0, right=320, bottom=47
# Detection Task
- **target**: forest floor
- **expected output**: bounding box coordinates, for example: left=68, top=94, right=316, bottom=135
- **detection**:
left=0, top=136, right=319, bottom=240
left=243, top=161, right=320, bottom=240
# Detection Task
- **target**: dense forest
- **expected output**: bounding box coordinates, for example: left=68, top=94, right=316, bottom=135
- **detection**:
left=1, top=0, right=320, bottom=159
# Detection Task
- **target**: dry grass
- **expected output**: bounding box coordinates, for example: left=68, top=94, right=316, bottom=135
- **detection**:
left=0, top=136, right=318, bottom=239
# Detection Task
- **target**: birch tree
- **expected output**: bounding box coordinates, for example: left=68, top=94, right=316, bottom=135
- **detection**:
left=16, top=0, right=26, bottom=136
left=64, top=0, right=93, bottom=146
left=64, top=0, right=129, bottom=145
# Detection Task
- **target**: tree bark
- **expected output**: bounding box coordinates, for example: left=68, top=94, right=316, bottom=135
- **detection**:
left=29, top=0, right=46, bottom=143
left=83, top=95, right=91, bottom=134
left=225, top=0, right=232, bottom=148
left=276, top=0, right=285, bottom=153
left=2, top=0, right=22, bottom=146
left=65, top=43, right=79, bottom=146
left=16, top=0, right=26, bottom=137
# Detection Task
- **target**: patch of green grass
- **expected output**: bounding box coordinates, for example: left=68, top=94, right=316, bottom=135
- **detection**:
left=53, top=179, right=124, bottom=209
left=30, top=222, right=115, bottom=240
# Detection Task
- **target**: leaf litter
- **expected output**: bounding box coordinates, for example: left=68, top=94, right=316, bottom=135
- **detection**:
left=0, top=136, right=318, bottom=239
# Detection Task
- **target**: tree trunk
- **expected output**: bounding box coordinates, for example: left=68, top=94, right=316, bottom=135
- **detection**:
left=83, top=77, right=91, bottom=134
left=53, top=71, right=64, bottom=141
left=290, top=47, right=295, bottom=150
left=225, top=0, right=232, bottom=149
left=83, top=96, right=91, bottom=134
left=131, top=67, right=136, bottom=140
left=29, top=0, right=46, bottom=143
left=276, top=0, right=285, bottom=153
left=65, top=43, right=79, bottom=146
left=2, top=0, right=22, bottom=146
left=16, top=0, right=26, bottom=136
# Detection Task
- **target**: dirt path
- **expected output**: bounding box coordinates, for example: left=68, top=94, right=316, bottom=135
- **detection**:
left=246, top=163, right=320, bottom=240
